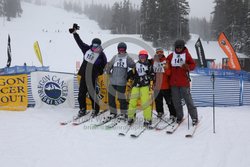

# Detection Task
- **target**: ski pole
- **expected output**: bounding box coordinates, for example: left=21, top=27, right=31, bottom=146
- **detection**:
left=211, top=72, right=215, bottom=133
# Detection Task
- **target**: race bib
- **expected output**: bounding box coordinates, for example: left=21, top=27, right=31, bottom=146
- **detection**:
left=153, top=60, right=166, bottom=73
left=84, top=50, right=99, bottom=64
left=113, top=57, right=127, bottom=68
left=136, top=63, right=148, bottom=76
left=171, top=53, right=186, bottom=67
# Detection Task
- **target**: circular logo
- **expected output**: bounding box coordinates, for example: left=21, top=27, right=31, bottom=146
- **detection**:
left=37, top=75, right=68, bottom=105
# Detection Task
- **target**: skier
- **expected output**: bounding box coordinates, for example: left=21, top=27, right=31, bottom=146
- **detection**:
left=153, top=47, right=176, bottom=122
left=69, top=23, right=107, bottom=118
left=105, top=42, right=135, bottom=121
left=166, top=39, right=198, bottom=126
left=127, top=50, right=154, bottom=127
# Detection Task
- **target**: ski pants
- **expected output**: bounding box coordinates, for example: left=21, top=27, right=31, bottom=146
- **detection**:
left=154, top=89, right=176, bottom=117
left=128, top=86, right=152, bottom=121
left=171, top=86, right=198, bottom=121
left=78, top=76, right=99, bottom=112
left=108, top=85, right=127, bottom=115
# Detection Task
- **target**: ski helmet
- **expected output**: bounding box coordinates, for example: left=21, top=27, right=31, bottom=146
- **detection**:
left=91, top=38, right=102, bottom=46
left=138, top=50, right=148, bottom=59
left=174, top=39, right=185, bottom=49
left=117, top=42, right=127, bottom=51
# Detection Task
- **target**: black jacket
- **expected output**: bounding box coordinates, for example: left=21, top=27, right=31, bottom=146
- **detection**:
left=73, top=33, right=107, bottom=79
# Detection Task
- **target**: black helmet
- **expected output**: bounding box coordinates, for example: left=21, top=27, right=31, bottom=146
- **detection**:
left=117, top=42, right=127, bottom=51
left=174, top=39, right=185, bottom=49
left=92, top=38, right=102, bottom=45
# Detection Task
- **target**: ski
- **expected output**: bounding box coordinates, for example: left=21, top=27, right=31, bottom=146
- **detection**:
left=185, top=117, right=202, bottom=138
left=166, top=118, right=185, bottom=134
left=185, top=125, right=199, bottom=138
left=92, top=113, right=118, bottom=127
left=72, top=109, right=108, bottom=126
left=129, top=118, right=161, bottom=138
left=118, top=125, right=132, bottom=136
left=130, top=127, right=147, bottom=138
left=60, top=111, right=90, bottom=126
left=155, top=118, right=175, bottom=130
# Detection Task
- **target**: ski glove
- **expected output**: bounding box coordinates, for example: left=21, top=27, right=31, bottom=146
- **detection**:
left=182, top=63, right=189, bottom=71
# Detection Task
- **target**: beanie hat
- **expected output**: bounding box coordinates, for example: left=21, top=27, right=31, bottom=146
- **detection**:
left=174, top=39, right=185, bottom=49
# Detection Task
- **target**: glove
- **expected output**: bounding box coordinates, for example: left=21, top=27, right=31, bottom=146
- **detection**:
left=69, top=23, right=80, bottom=34
left=182, top=63, right=189, bottom=70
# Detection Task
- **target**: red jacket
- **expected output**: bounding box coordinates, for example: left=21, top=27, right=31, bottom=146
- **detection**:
left=167, top=48, right=196, bottom=87
left=152, top=55, right=171, bottom=90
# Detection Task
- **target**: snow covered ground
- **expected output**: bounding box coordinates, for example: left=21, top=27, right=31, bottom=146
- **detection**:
left=0, top=2, right=250, bottom=167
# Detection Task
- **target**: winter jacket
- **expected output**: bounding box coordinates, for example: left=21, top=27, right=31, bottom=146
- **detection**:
left=166, top=47, right=196, bottom=87
left=107, top=53, right=135, bottom=86
left=152, top=55, right=171, bottom=90
left=128, top=59, right=154, bottom=87
left=73, top=33, right=107, bottom=79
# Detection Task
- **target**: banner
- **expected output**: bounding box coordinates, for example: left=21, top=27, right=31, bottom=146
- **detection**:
left=218, top=32, right=241, bottom=70
left=0, top=74, right=28, bottom=111
left=7, top=34, right=12, bottom=67
left=195, top=38, right=207, bottom=68
left=30, top=71, right=75, bottom=108
left=34, top=41, right=43, bottom=66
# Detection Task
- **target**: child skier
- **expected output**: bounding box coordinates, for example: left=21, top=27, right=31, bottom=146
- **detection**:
left=127, top=50, right=154, bottom=127
left=153, top=47, right=176, bottom=122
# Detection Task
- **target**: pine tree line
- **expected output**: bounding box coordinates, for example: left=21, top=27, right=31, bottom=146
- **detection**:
left=83, top=0, right=140, bottom=33
left=140, top=0, right=190, bottom=48
left=211, top=0, right=250, bottom=56
left=0, top=0, right=22, bottom=21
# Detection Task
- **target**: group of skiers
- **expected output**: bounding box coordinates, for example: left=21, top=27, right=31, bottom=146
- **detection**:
left=69, top=23, right=198, bottom=128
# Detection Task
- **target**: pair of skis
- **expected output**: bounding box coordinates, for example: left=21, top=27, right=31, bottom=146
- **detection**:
left=166, top=117, right=201, bottom=138
left=60, top=110, right=108, bottom=126
left=118, top=118, right=162, bottom=138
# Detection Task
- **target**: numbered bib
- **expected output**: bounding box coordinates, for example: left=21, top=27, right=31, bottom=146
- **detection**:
left=84, top=49, right=99, bottom=64
left=136, top=63, right=148, bottom=76
left=153, top=60, right=166, bottom=73
left=113, top=56, right=127, bottom=68
left=171, top=53, right=186, bottom=67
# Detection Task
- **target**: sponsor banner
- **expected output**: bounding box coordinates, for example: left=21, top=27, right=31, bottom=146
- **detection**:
left=218, top=32, right=241, bottom=70
left=31, top=71, right=75, bottom=109
left=195, top=38, right=207, bottom=68
left=0, top=74, right=28, bottom=111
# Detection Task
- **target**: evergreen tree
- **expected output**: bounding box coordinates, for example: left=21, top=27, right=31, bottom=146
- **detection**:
left=141, top=0, right=190, bottom=48
left=212, top=0, right=250, bottom=56
left=5, top=0, right=22, bottom=21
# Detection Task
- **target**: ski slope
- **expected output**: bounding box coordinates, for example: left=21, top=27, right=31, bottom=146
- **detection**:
left=0, top=2, right=250, bottom=167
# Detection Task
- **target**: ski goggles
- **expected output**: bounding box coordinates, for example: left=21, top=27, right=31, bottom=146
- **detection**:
left=118, top=48, right=126, bottom=52
left=92, top=43, right=100, bottom=48
left=139, top=54, right=148, bottom=59
left=175, top=45, right=184, bottom=49
left=156, top=50, right=164, bottom=55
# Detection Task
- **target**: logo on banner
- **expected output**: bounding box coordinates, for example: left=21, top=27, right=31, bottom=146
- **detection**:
left=37, top=75, right=68, bottom=105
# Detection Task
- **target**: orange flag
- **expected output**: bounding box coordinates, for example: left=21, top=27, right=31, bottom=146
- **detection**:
left=218, top=32, right=241, bottom=70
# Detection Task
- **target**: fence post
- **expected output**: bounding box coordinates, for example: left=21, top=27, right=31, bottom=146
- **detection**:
left=239, top=72, right=244, bottom=106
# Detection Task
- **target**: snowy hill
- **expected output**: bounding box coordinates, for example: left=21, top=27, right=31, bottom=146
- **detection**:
left=0, top=2, right=250, bottom=167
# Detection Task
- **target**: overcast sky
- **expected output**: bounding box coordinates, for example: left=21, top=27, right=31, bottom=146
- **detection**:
left=51, top=0, right=215, bottom=20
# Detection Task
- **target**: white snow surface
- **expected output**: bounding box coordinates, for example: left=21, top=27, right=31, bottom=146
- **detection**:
left=0, top=2, right=250, bottom=167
